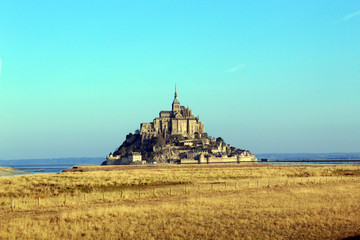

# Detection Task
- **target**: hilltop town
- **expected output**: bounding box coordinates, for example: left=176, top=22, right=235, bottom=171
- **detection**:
left=104, top=86, right=257, bottom=165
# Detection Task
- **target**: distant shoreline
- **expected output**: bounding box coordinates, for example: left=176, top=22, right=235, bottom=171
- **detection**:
left=2, top=159, right=360, bottom=177
left=0, top=165, right=74, bottom=177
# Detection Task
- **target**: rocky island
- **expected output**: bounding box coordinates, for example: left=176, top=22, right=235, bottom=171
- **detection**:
left=103, top=86, right=257, bottom=165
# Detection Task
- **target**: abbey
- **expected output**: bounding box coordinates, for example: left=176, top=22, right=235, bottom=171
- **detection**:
left=140, top=85, right=205, bottom=141
left=104, top=84, right=257, bottom=165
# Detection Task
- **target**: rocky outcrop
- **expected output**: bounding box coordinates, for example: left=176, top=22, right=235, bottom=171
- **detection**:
left=103, top=132, right=257, bottom=165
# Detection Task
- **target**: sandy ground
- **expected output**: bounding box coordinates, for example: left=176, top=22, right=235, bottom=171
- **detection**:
left=0, top=167, right=18, bottom=176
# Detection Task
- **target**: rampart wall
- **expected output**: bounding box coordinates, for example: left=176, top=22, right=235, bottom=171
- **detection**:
left=180, top=155, right=257, bottom=164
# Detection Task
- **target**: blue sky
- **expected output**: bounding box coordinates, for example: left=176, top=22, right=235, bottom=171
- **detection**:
left=0, top=1, right=359, bottom=159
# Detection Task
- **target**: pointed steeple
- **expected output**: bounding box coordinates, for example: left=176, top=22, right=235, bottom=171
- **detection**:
left=174, top=82, right=177, bottom=98
left=172, top=82, right=180, bottom=112
left=173, top=82, right=179, bottom=104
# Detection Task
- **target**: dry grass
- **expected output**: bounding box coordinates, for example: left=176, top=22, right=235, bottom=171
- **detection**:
left=1, top=164, right=357, bottom=198
left=0, top=164, right=359, bottom=239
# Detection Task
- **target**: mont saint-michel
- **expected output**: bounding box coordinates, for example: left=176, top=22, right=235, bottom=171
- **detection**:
left=104, top=86, right=257, bottom=165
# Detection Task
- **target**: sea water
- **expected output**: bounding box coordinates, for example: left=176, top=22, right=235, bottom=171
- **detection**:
left=1, top=165, right=74, bottom=176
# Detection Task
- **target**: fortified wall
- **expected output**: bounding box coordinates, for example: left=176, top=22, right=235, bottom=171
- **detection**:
left=180, top=152, right=257, bottom=164
left=106, top=152, right=144, bottom=165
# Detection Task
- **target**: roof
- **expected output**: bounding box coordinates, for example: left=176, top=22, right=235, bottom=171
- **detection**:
left=173, top=97, right=180, bottom=105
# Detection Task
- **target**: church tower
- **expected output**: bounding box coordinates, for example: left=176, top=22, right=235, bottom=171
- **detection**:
left=172, top=83, right=180, bottom=113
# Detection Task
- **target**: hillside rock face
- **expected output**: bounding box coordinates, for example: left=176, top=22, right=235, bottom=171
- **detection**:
left=103, top=86, right=257, bottom=165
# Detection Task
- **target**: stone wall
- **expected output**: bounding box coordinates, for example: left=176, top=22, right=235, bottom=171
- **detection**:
left=105, top=156, right=132, bottom=165
left=180, top=159, right=199, bottom=164
left=129, top=153, right=142, bottom=162
left=238, top=155, right=258, bottom=162
left=105, top=152, right=143, bottom=165
left=181, top=154, right=257, bottom=164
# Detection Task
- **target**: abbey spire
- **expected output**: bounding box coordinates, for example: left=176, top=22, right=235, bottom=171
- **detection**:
left=172, top=82, right=180, bottom=112
left=175, top=82, right=177, bottom=98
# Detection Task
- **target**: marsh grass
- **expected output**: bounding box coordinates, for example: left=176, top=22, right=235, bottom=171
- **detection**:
left=0, top=164, right=359, bottom=239
left=1, top=164, right=357, bottom=198
left=1, top=175, right=356, bottom=211
left=332, top=168, right=360, bottom=176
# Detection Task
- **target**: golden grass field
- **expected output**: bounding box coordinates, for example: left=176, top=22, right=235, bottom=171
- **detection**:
left=0, top=164, right=359, bottom=239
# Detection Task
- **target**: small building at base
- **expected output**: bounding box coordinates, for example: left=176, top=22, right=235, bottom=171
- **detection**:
left=105, top=152, right=144, bottom=165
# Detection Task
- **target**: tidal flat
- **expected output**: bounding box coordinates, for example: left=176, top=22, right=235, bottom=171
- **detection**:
left=0, top=164, right=359, bottom=239
left=0, top=167, right=18, bottom=176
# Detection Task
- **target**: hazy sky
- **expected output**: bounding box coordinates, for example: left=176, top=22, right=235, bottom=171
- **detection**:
left=1, top=1, right=359, bottom=159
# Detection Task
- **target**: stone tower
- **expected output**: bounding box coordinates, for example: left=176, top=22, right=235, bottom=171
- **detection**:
left=172, top=84, right=180, bottom=113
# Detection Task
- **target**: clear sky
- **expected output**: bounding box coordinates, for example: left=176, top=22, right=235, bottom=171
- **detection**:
left=1, top=1, right=359, bottom=159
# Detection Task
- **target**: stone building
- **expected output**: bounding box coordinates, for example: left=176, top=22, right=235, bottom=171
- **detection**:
left=106, top=152, right=143, bottom=165
left=140, top=85, right=205, bottom=141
